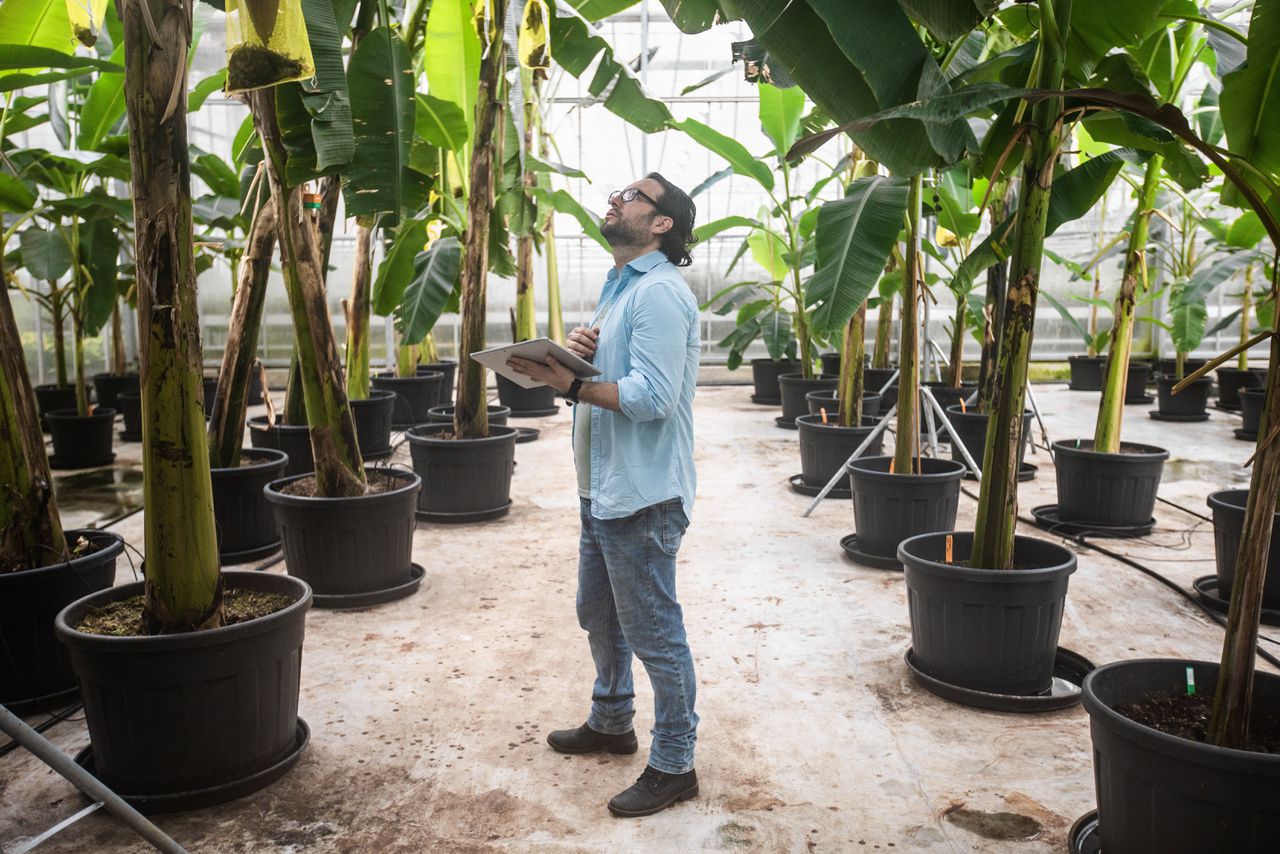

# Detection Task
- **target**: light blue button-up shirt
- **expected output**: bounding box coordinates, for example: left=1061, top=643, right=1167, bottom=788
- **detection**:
left=574, top=249, right=700, bottom=521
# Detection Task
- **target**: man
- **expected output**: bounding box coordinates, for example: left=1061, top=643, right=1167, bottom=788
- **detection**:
left=505, top=173, right=701, bottom=817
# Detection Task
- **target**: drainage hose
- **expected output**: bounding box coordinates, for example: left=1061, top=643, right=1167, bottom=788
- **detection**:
left=0, top=701, right=84, bottom=759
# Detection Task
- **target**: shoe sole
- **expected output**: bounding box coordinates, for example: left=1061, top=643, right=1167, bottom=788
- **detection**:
left=546, top=737, right=638, bottom=756
left=607, top=783, right=699, bottom=818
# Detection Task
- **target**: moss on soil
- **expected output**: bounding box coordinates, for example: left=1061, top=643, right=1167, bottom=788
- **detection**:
left=77, top=589, right=294, bottom=637
left=227, top=44, right=303, bottom=92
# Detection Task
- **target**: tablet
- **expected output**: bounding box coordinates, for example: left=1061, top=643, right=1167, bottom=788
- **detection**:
left=470, top=337, right=603, bottom=389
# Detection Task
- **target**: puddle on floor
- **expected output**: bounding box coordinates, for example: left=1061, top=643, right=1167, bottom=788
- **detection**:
left=54, top=465, right=144, bottom=529
left=945, top=808, right=1042, bottom=841
left=1164, top=457, right=1249, bottom=486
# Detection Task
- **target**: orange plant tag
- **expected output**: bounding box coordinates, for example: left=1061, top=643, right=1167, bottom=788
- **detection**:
left=889, top=459, right=895, bottom=473
left=959, top=398, right=967, bottom=413
left=945, top=534, right=954, bottom=563
left=820, top=407, right=829, bottom=424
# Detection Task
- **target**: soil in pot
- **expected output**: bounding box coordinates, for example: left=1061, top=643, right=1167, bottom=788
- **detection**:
left=248, top=415, right=313, bottom=477
left=1117, top=692, right=1280, bottom=752
left=777, top=373, right=837, bottom=427
left=749, top=358, right=799, bottom=404
left=46, top=408, right=116, bottom=468
left=1155, top=374, right=1211, bottom=417
left=1209, top=489, right=1280, bottom=610
left=212, top=447, right=288, bottom=563
left=372, top=371, right=444, bottom=428
left=91, top=373, right=139, bottom=410
left=1052, top=439, right=1169, bottom=528
left=1068, top=355, right=1106, bottom=391
left=1217, top=366, right=1263, bottom=410
left=0, top=529, right=122, bottom=710
left=76, top=588, right=294, bottom=636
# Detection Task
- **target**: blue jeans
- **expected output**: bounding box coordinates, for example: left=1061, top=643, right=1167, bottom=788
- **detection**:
left=577, top=497, right=698, bottom=774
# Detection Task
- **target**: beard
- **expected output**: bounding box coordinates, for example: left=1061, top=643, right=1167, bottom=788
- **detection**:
left=600, top=214, right=649, bottom=249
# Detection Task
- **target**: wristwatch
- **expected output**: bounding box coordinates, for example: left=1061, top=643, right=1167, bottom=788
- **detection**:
left=565, top=378, right=584, bottom=405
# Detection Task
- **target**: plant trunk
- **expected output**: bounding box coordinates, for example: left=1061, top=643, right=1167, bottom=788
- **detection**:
left=397, top=342, right=418, bottom=377
left=545, top=214, right=564, bottom=343
left=455, top=2, right=508, bottom=440
left=283, top=347, right=307, bottom=424
left=1240, top=264, right=1253, bottom=370
left=1093, top=155, right=1163, bottom=454
left=515, top=71, right=538, bottom=344
left=947, top=299, right=965, bottom=388
left=0, top=281, right=66, bottom=572
left=121, top=0, right=222, bottom=632
left=316, top=174, right=342, bottom=276
left=72, top=306, right=88, bottom=417
left=873, top=292, right=893, bottom=369
left=837, top=303, right=866, bottom=427
left=208, top=198, right=277, bottom=469
left=251, top=90, right=366, bottom=498
left=110, top=300, right=127, bottom=375
left=345, top=224, right=374, bottom=399
left=1209, top=271, right=1280, bottom=748
left=970, top=0, right=1071, bottom=571
left=893, top=174, right=923, bottom=475
left=50, top=286, right=67, bottom=388
left=977, top=184, right=1011, bottom=414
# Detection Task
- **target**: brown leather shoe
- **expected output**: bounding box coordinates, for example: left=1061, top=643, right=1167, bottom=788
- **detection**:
left=546, top=723, right=638, bottom=755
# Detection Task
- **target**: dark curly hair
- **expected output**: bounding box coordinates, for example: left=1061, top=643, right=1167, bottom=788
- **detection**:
left=646, top=172, right=697, bottom=267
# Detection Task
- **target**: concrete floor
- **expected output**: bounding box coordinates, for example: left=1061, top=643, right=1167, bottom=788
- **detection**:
left=2, top=382, right=1272, bottom=852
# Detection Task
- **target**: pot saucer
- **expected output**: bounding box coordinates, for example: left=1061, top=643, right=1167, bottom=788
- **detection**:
left=73, top=718, right=310, bottom=815
left=750, top=395, right=781, bottom=406
left=963, top=462, right=1037, bottom=483
left=904, top=646, right=1095, bottom=713
left=515, top=427, right=540, bottom=444
left=838, top=533, right=902, bottom=571
left=1148, top=410, right=1210, bottom=422
left=774, top=416, right=798, bottom=430
left=1030, top=504, right=1155, bottom=538
left=1193, top=575, right=1280, bottom=627
left=1235, top=428, right=1259, bottom=441
left=507, top=407, right=560, bottom=418
left=1068, top=810, right=1101, bottom=854
left=310, top=563, right=425, bottom=609
left=789, top=473, right=850, bottom=500
left=48, top=453, right=115, bottom=470
left=417, top=500, right=512, bottom=524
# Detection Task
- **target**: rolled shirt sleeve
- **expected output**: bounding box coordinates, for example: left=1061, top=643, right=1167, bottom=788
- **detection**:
left=617, top=280, right=693, bottom=423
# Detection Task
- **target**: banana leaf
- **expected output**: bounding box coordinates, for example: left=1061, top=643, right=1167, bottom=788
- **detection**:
left=344, top=26, right=420, bottom=219
left=395, top=237, right=462, bottom=343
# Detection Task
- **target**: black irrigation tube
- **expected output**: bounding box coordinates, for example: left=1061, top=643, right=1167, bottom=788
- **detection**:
left=958, top=485, right=1280, bottom=671
left=0, top=701, right=84, bottom=759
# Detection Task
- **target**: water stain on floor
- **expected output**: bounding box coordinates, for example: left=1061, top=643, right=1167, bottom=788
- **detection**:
left=54, top=465, right=144, bottom=528
left=945, top=807, right=1043, bottom=841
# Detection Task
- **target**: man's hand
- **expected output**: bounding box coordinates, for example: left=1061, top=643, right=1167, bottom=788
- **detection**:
left=506, top=355, right=577, bottom=394
left=566, top=326, right=600, bottom=360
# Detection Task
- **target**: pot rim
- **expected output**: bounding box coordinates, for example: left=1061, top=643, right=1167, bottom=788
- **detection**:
left=53, top=569, right=312, bottom=650
left=804, top=389, right=880, bottom=401
left=91, top=372, right=140, bottom=380
left=794, top=413, right=880, bottom=432
left=846, top=454, right=967, bottom=482
left=1155, top=374, right=1211, bottom=386
left=1052, top=438, right=1170, bottom=462
left=1068, top=354, right=1107, bottom=362
left=897, top=530, right=1077, bottom=582
left=0, top=529, right=123, bottom=583
left=373, top=371, right=444, bottom=383
left=1082, top=658, right=1280, bottom=771
left=425, top=403, right=513, bottom=418
left=211, top=446, right=289, bottom=476
left=1206, top=488, right=1277, bottom=516
left=45, top=407, right=116, bottom=421
left=777, top=373, right=838, bottom=384
left=749, top=357, right=799, bottom=365
left=1217, top=366, right=1263, bottom=376
left=349, top=389, right=397, bottom=403
left=405, top=423, right=519, bottom=446
left=943, top=404, right=1032, bottom=421
left=1239, top=387, right=1267, bottom=398
left=248, top=414, right=309, bottom=433
left=264, top=466, right=421, bottom=506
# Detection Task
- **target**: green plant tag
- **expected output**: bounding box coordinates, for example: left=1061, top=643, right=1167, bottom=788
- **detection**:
left=1186, top=666, right=1196, bottom=696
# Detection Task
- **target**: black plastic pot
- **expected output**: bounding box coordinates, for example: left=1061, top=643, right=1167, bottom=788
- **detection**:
left=863, top=367, right=897, bottom=400
left=805, top=389, right=882, bottom=419
left=846, top=456, right=966, bottom=565
left=1217, top=366, right=1263, bottom=410
left=1067, top=355, right=1105, bottom=391
left=1082, top=659, right=1280, bottom=853
left=349, top=389, right=396, bottom=458
left=777, top=373, right=838, bottom=428
left=0, top=530, right=122, bottom=712
left=817, top=352, right=868, bottom=376
left=55, top=570, right=310, bottom=807
left=265, top=467, right=421, bottom=605
left=426, top=403, right=511, bottom=426
left=1155, top=357, right=1207, bottom=378
left=34, top=384, right=77, bottom=432
left=900, top=531, right=1076, bottom=695
left=248, top=415, right=313, bottom=477
left=749, top=358, right=799, bottom=404
left=91, top=373, right=139, bottom=411
left=1209, top=489, right=1280, bottom=610
left=1156, top=375, right=1211, bottom=417
left=202, top=375, right=219, bottom=417
left=944, top=404, right=1032, bottom=473
left=1053, top=439, right=1169, bottom=528
left=371, top=371, right=444, bottom=428
left=796, top=415, right=883, bottom=487
left=1122, top=360, right=1153, bottom=403
left=117, top=390, right=142, bottom=441
left=46, top=408, right=116, bottom=468
left=407, top=423, right=518, bottom=522
left=923, top=381, right=976, bottom=414
left=418, top=360, right=457, bottom=405
left=495, top=374, right=558, bottom=416
left=211, top=448, right=288, bottom=564
left=1241, top=387, right=1265, bottom=436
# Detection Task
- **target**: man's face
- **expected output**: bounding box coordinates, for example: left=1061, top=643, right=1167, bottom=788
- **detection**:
left=601, top=178, right=668, bottom=249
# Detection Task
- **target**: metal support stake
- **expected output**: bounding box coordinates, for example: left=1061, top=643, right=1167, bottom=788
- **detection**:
left=0, top=704, right=188, bottom=854
left=1025, top=383, right=1053, bottom=459
left=921, top=386, right=983, bottom=480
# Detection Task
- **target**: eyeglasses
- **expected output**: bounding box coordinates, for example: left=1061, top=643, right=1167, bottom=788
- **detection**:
left=608, top=187, right=666, bottom=214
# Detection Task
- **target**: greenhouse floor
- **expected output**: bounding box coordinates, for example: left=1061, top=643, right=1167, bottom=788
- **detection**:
left=2, top=382, right=1267, bottom=853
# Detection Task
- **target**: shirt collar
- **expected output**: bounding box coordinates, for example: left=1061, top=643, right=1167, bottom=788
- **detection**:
left=607, top=249, right=668, bottom=281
